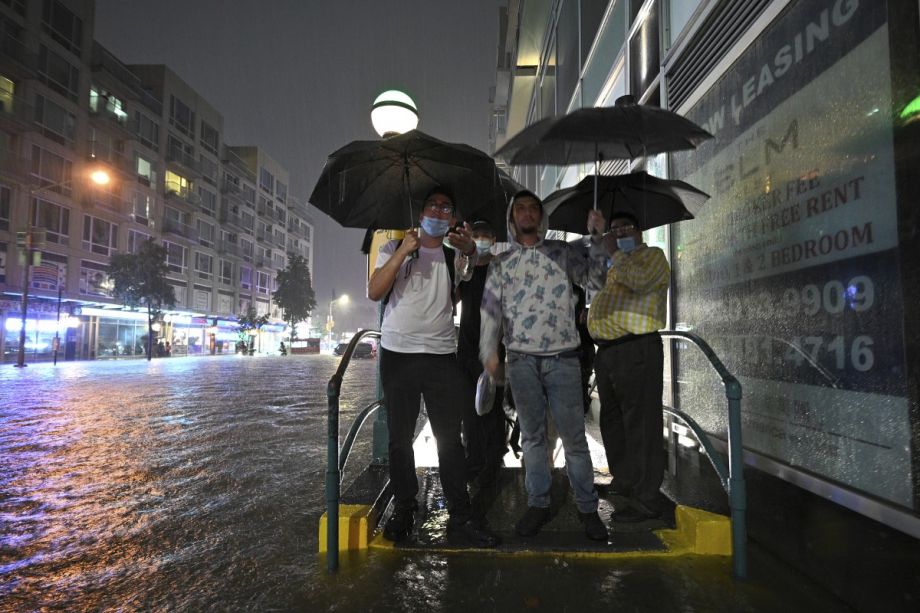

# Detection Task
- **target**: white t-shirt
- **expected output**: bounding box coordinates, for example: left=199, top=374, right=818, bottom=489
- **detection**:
left=375, top=241, right=456, bottom=354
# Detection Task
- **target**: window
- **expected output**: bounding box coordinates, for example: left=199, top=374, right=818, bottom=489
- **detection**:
left=38, top=45, right=79, bottom=101
left=163, top=240, right=187, bottom=275
left=194, top=251, right=212, bottom=280
left=34, top=94, right=76, bottom=145
left=276, top=180, right=287, bottom=204
left=132, top=191, right=153, bottom=224
left=256, top=271, right=270, bottom=295
left=134, top=111, right=159, bottom=151
left=33, top=198, right=69, bottom=244
left=167, top=134, right=195, bottom=166
left=165, top=169, right=191, bottom=197
left=240, top=238, right=253, bottom=262
left=273, top=253, right=285, bottom=269
left=194, top=287, right=211, bottom=311
left=41, top=0, right=83, bottom=56
left=0, top=76, right=13, bottom=112
left=199, top=154, right=218, bottom=184
left=199, top=120, right=219, bottom=155
left=82, top=215, right=118, bottom=256
left=197, top=219, right=214, bottom=247
left=242, top=183, right=255, bottom=205
left=169, top=95, right=195, bottom=137
left=258, top=220, right=270, bottom=242
left=259, top=167, right=274, bottom=194
left=136, top=155, right=156, bottom=186
left=303, top=224, right=311, bottom=241
left=219, top=259, right=233, bottom=285
left=198, top=187, right=216, bottom=217
left=163, top=205, right=190, bottom=229
left=0, top=184, right=9, bottom=231
left=274, top=229, right=285, bottom=246
left=127, top=229, right=150, bottom=254
left=89, top=86, right=127, bottom=124
left=239, top=265, right=252, bottom=290
left=31, top=145, right=73, bottom=195
left=240, top=210, right=254, bottom=233
left=79, top=260, right=111, bottom=296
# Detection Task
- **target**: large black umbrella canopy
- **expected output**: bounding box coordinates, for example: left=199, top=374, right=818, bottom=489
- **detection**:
left=543, top=172, right=709, bottom=233
left=309, top=129, right=506, bottom=230
left=494, top=96, right=712, bottom=167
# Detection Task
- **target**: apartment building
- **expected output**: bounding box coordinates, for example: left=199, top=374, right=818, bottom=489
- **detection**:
left=0, top=0, right=313, bottom=361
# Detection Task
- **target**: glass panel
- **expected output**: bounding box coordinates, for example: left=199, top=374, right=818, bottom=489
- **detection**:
left=583, top=0, right=627, bottom=106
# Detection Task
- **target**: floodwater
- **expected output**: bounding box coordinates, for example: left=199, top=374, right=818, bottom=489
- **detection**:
left=0, top=356, right=847, bottom=612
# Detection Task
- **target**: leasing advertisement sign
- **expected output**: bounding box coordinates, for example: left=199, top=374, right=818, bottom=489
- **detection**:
left=671, top=0, right=912, bottom=507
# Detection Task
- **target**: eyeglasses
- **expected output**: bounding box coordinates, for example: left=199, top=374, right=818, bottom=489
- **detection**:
left=424, top=201, right=454, bottom=215
left=609, top=223, right=636, bottom=235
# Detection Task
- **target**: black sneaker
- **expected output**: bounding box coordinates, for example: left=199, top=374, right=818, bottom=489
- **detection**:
left=447, top=518, right=500, bottom=548
left=383, top=506, right=416, bottom=542
left=579, top=511, right=609, bottom=541
left=515, top=506, right=552, bottom=536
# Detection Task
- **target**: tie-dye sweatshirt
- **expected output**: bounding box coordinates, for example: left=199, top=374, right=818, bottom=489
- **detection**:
left=479, top=212, right=607, bottom=363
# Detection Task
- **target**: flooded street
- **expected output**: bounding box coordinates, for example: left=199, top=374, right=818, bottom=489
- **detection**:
left=0, top=356, right=845, bottom=612
left=0, top=355, right=377, bottom=611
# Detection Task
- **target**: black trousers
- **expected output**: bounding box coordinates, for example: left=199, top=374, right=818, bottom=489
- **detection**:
left=380, top=348, right=471, bottom=521
left=457, top=353, right=507, bottom=478
left=594, top=334, right=665, bottom=509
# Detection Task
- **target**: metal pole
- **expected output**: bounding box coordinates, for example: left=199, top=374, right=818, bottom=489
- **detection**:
left=726, top=381, right=748, bottom=579
left=53, top=287, right=62, bottom=365
left=15, top=188, right=35, bottom=368
left=326, top=376, right=342, bottom=572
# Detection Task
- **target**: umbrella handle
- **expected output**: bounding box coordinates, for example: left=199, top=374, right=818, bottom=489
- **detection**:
left=403, top=160, right=419, bottom=259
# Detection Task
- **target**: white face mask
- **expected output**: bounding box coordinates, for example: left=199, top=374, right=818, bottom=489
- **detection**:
left=474, top=239, right=493, bottom=255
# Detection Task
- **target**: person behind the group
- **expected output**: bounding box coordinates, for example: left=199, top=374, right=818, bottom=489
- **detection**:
left=588, top=211, right=670, bottom=522
left=480, top=189, right=610, bottom=541
left=455, top=220, right=507, bottom=488
left=368, top=185, right=499, bottom=548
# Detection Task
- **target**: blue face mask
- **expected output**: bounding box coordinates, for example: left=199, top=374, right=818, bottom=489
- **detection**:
left=617, top=236, right=637, bottom=253
left=420, top=216, right=450, bottom=237
left=474, top=239, right=493, bottom=255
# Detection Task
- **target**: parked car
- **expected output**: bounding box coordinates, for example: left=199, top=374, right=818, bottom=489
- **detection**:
left=333, top=342, right=375, bottom=358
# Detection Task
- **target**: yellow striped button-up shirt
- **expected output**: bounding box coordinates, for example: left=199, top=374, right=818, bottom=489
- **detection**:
left=588, top=244, right=670, bottom=341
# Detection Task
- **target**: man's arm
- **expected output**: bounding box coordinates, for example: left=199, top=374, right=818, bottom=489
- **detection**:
left=610, top=247, right=670, bottom=293
left=367, top=232, right=419, bottom=301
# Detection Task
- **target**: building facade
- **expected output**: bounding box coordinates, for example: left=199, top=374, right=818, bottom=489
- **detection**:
left=492, top=0, right=919, bottom=604
left=0, top=0, right=314, bottom=362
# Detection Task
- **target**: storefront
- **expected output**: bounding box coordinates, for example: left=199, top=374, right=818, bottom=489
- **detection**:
left=1, top=298, right=81, bottom=363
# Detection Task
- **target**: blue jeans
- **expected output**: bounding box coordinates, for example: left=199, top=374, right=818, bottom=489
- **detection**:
left=506, top=352, right=598, bottom=513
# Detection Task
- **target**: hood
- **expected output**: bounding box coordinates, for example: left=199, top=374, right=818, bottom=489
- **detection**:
left=505, top=195, right=548, bottom=247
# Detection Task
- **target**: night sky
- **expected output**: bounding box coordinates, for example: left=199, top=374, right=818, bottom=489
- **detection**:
left=93, top=0, right=500, bottom=330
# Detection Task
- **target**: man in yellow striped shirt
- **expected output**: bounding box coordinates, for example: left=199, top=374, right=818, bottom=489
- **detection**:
left=587, top=211, right=670, bottom=523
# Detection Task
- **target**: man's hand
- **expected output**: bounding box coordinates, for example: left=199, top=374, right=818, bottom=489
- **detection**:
left=446, top=223, right=474, bottom=255
left=396, top=229, right=420, bottom=258
left=602, top=232, right=618, bottom=255
left=483, top=352, right=500, bottom=378
left=587, top=210, right=606, bottom=239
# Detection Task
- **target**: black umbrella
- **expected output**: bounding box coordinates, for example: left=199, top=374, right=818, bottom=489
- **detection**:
left=543, top=172, right=709, bottom=233
left=494, top=96, right=712, bottom=167
left=309, top=129, right=507, bottom=230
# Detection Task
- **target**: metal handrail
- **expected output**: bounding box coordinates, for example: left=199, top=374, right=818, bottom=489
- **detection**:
left=326, top=329, right=382, bottom=573
left=660, top=331, right=746, bottom=579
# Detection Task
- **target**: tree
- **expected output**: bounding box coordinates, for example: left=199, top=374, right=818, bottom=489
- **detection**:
left=237, top=305, right=269, bottom=354
left=272, top=254, right=317, bottom=347
left=108, top=239, right=176, bottom=361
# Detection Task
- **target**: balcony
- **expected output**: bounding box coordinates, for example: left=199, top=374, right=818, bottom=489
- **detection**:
left=89, top=105, right=136, bottom=138
left=84, top=193, right=131, bottom=217
left=272, top=233, right=287, bottom=249
left=221, top=177, right=242, bottom=195
left=166, top=147, right=202, bottom=177
left=0, top=96, right=34, bottom=133
left=221, top=147, right=256, bottom=184
left=255, top=227, right=271, bottom=244
left=218, top=240, right=241, bottom=257
left=87, top=139, right=134, bottom=175
left=163, top=217, right=199, bottom=241
left=219, top=202, right=244, bottom=230
left=273, top=207, right=286, bottom=224
left=165, top=183, right=201, bottom=210
left=0, top=148, right=31, bottom=183
left=0, top=31, right=38, bottom=78
left=256, top=201, right=272, bottom=218
left=90, top=42, right=146, bottom=100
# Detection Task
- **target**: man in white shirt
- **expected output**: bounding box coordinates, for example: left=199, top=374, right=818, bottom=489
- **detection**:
left=368, top=186, right=499, bottom=548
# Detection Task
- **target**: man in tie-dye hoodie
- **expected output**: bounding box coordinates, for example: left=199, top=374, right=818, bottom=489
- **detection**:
left=480, top=189, right=611, bottom=541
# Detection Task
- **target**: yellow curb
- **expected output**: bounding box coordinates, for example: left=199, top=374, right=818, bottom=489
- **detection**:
left=318, top=504, right=377, bottom=553
left=670, top=505, right=732, bottom=555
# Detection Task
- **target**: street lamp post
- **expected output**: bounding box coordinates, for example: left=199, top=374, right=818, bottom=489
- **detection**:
left=369, top=90, right=419, bottom=462
left=327, top=294, right=349, bottom=340
left=15, top=169, right=110, bottom=367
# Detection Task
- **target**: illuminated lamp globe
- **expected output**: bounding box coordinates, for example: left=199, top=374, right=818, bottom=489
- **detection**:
left=371, top=90, right=419, bottom=137
left=338, top=294, right=350, bottom=306
left=90, top=169, right=111, bottom=185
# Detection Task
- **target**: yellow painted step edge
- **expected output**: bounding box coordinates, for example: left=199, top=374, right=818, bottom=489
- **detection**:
left=318, top=504, right=377, bottom=553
